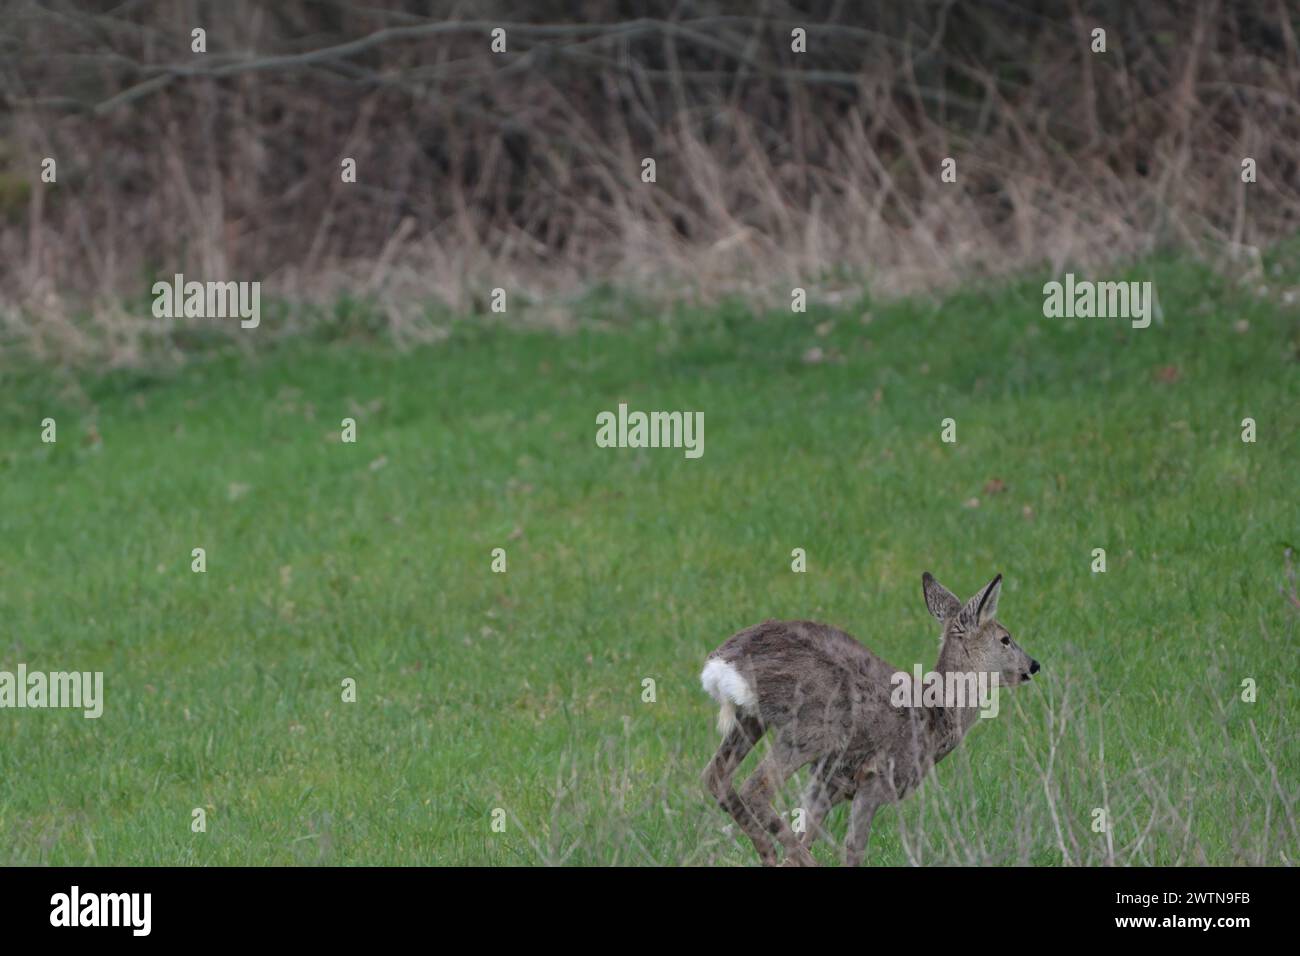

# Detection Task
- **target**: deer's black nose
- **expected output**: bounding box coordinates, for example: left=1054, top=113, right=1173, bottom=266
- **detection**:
left=1029, top=660, right=1041, bottom=675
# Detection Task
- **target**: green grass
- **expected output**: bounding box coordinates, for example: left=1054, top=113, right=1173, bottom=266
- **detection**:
left=0, top=255, right=1297, bottom=865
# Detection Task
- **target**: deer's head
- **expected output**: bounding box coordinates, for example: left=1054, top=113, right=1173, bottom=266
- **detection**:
left=922, top=572, right=1040, bottom=687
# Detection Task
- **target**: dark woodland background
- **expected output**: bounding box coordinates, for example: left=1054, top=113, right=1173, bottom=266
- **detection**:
left=1, top=0, right=1298, bottom=360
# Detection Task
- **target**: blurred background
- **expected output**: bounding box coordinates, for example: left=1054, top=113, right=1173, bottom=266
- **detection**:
left=2, top=0, right=1298, bottom=362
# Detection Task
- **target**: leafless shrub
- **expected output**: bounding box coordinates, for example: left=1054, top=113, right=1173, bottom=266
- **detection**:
left=2, top=1, right=1298, bottom=365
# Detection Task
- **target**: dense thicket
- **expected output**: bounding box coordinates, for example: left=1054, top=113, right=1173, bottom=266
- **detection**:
left=2, top=1, right=1296, bottom=347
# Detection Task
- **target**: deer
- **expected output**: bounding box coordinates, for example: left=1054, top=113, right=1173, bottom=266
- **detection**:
left=700, top=572, right=1039, bottom=866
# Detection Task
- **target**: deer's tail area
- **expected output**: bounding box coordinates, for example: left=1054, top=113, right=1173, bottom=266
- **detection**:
left=700, top=658, right=758, bottom=736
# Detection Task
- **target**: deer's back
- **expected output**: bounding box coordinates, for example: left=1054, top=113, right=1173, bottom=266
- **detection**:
left=708, top=619, right=906, bottom=754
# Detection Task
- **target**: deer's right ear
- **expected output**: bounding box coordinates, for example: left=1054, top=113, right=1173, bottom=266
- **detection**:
left=922, top=572, right=961, bottom=622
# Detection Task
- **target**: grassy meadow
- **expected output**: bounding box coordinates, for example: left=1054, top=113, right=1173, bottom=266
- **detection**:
left=0, top=255, right=1297, bottom=865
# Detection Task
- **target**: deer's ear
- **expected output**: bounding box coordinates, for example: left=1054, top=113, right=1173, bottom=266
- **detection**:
left=961, top=574, right=1002, bottom=626
left=922, top=572, right=961, bottom=622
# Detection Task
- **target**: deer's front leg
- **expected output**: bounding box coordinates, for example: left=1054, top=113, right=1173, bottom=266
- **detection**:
left=798, top=770, right=851, bottom=853
left=842, top=789, right=878, bottom=867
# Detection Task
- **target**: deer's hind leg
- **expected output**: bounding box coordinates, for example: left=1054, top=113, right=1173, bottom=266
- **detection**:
left=737, top=749, right=817, bottom=866
left=702, top=715, right=780, bottom=865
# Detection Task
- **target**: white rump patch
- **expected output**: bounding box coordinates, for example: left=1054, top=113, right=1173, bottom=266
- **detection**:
left=700, top=659, right=758, bottom=734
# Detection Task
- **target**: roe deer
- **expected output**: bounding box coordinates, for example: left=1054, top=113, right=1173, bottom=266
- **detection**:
left=700, top=572, right=1039, bottom=866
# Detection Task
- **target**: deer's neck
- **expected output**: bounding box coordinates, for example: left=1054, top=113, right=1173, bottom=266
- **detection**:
left=925, top=643, right=986, bottom=761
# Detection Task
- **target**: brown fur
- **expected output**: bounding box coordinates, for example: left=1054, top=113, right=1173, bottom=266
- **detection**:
left=701, top=572, right=1039, bottom=866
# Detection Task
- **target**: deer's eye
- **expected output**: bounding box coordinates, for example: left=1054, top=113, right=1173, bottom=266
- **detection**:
left=1000, top=635, right=1011, bottom=646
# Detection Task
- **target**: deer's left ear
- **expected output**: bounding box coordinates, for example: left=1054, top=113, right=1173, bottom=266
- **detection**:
left=962, top=574, right=1002, bottom=626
